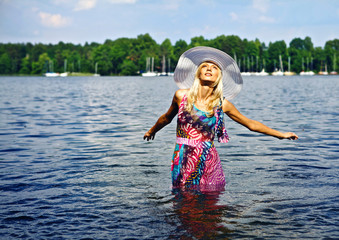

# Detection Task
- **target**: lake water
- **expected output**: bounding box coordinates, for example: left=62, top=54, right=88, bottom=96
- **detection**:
left=0, top=75, right=338, bottom=239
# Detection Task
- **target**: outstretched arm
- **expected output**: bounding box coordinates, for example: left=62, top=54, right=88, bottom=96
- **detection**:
left=143, top=90, right=187, bottom=141
left=223, top=100, right=298, bottom=140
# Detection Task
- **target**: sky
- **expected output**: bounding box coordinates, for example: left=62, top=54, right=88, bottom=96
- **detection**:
left=0, top=0, right=338, bottom=47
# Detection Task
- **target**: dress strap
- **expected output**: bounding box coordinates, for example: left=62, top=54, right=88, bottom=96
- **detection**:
left=177, top=94, right=187, bottom=117
left=214, top=98, right=229, bottom=143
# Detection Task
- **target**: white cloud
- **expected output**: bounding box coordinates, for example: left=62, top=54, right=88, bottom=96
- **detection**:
left=198, top=0, right=216, bottom=7
left=74, top=0, right=97, bottom=11
left=39, top=12, right=72, bottom=28
left=107, top=0, right=137, bottom=4
left=258, top=15, right=275, bottom=23
left=252, top=0, right=270, bottom=13
left=230, top=12, right=239, bottom=21
left=163, top=1, right=180, bottom=10
left=53, top=0, right=69, bottom=5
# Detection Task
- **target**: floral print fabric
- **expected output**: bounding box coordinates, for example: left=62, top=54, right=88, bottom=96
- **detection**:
left=171, top=95, right=229, bottom=190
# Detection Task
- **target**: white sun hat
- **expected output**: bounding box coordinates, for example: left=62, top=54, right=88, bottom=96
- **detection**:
left=174, top=46, right=243, bottom=100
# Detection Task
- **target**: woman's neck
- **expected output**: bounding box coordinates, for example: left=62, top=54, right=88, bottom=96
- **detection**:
left=196, top=85, right=213, bottom=103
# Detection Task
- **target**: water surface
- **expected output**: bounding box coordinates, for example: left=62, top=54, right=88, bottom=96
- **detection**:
left=0, top=75, right=338, bottom=239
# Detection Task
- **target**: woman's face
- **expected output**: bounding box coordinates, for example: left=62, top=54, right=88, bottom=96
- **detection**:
left=199, top=62, right=220, bottom=83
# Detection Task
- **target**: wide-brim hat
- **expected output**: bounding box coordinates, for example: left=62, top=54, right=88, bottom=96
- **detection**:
left=174, top=46, right=243, bottom=100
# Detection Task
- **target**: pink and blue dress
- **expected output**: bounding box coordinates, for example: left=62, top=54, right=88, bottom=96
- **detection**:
left=171, top=95, right=229, bottom=190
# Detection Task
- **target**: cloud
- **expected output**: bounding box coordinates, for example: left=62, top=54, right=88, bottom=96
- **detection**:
left=258, top=15, right=275, bottom=23
left=39, top=12, right=72, bottom=28
left=163, top=1, right=180, bottom=10
left=252, top=0, right=270, bottom=13
left=230, top=12, right=239, bottom=21
left=53, top=0, right=69, bottom=5
left=74, top=0, right=97, bottom=11
left=107, top=0, right=137, bottom=3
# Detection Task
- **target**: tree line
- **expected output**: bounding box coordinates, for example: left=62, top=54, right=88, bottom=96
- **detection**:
left=0, top=33, right=338, bottom=76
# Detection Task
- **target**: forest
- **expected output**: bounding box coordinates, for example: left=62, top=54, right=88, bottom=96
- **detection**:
left=0, top=33, right=338, bottom=76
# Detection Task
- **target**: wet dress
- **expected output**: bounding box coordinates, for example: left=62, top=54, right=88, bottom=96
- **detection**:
left=171, top=95, right=229, bottom=190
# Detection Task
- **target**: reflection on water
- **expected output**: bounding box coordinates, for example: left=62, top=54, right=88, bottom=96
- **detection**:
left=170, top=189, right=233, bottom=239
left=0, top=76, right=338, bottom=239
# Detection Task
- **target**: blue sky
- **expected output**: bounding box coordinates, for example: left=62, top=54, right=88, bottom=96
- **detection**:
left=0, top=0, right=338, bottom=47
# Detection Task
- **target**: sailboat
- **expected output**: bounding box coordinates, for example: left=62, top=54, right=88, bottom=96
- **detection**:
left=318, top=62, right=328, bottom=75
left=45, top=60, right=60, bottom=77
left=330, top=53, right=337, bottom=75
left=93, top=62, right=100, bottom=77
left=255, top=68, right=269, bottom=76
left=254, top=58, right=268, bottom=76
left=300, top=57, right=315, bottom=75
left=60, top=59, right=68, bottom=77
left=284, top=56, right=295, bottom=76
left=142, top=57, right=157, bottom=77
left=272, top=55, right=284, bottom=76
left=241, top=56, right=251, bottom=76
left=167, top=57, right=174, bottom=76
left=159, top=55, right=167, bottom=76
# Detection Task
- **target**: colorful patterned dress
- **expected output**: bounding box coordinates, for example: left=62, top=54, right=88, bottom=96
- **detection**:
left=171, top=95, right=229, bottom=190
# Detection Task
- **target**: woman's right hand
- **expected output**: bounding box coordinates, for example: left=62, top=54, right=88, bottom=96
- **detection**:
left=143, top=130, right=155, bottom=141
left=143, top=90, right=185, bottom=142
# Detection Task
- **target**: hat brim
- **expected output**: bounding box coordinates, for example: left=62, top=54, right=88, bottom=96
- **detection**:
left=174, top=46, right=243, bottom=100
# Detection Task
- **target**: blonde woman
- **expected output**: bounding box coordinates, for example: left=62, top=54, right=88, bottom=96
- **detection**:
left=144, top=46, right=298, bottom=191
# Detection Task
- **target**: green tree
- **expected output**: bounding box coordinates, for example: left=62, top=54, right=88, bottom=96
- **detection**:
left=210, top=35, right=242, bottom=59
left=32, top=53, right=50, bottom=74
left=19, top=55, right=31, bottom=74
left=173, top=39, right=188, bottom=66
left=92, top=44, right=113, bottom=75
left=132, top=34, right=159, bottom=73
left=267, top=40, right=287, bottom=72
left=108, top=38, right=133, bottom=74
left=189, top=36, right=209, bottom=47
left=288, top=38, right=304, bottom=73
left=160, top=39, right=174, bottom=72
left=324, top=39, right=339, bottom=72
left=120, top=59, right=138, bottom=75
left=304, top=36, right=314, bottom=52
left=0, top=53, right=12, bottom=74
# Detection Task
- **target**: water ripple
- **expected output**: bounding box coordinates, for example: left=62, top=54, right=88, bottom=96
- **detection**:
left=0, top=76, right=338, bottom=239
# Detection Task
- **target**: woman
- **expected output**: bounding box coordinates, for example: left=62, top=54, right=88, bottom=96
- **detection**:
left=144, top=46, right=298, bottom=190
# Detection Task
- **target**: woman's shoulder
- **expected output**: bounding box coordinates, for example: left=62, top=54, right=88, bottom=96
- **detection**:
left=173, top=89, right=189, bottom=106
left=174, top=89, right=189, bottom=100
left=222, top=99, right=237, bottom=112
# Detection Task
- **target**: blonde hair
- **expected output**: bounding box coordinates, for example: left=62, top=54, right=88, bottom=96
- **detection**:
left=186, top=62, right=223, bottom=117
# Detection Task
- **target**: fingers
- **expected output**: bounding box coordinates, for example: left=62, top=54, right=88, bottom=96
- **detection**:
left=287, top=132, right=298, bottom=140
left=143, top=132, right=155, bottom=141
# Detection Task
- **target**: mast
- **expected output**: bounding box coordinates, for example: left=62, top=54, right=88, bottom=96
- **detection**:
left=302, top=58, right=304, bottom=71
left=145, top=57, right=150, bottom=72
left=334, top=53, right=337, bottom=71
left=64, top=59, right=67, bottom=72
left=162, top=55, right=166, bottom=73
left=279, top=55, right=284, bottom=72
left=151, top=57, right=154, bottom=73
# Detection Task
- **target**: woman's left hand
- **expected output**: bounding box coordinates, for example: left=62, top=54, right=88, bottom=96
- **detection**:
left=281, top=132, right=299, bottom=140
left=143, top=130, right=156, bottom=141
